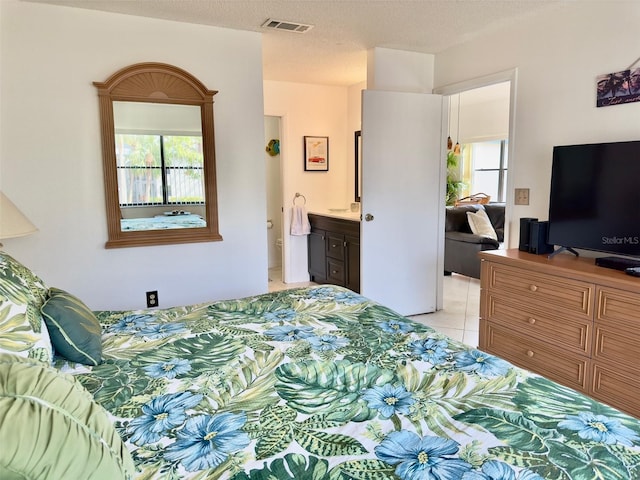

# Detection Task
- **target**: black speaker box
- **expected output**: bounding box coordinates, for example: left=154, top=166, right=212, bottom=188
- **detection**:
left=529, top=220, right=554, bottom=255
left=519, top=217, right=538, bottom=252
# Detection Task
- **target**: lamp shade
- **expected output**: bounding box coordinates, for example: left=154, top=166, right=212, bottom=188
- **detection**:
left=0, top=192, right=38, bottom=240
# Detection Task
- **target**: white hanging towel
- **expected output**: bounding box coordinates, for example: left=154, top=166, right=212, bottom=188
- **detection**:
left=290, top=205, right=311, bottom=235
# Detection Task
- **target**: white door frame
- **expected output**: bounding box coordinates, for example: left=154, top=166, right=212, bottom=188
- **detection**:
left=264, top=111, right=291, bottom=283
left=434, top=68, right=518, bottom=246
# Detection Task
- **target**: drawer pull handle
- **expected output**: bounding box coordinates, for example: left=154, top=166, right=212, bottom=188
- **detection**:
left=332, top=270, right=338, bottom=274
left=332, top=244, right=337, bottom=248
left=527, top=350, right=534, bottom=357
left=529, top=285, right=538, bottom=292
left=528, top=317, right=536, bottom=325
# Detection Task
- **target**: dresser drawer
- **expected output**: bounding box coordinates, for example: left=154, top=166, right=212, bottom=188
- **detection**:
left=592, top=323, right=640, bottom=370
left=485, top=263, right=593, bottom=318
left=485, top=294, right=591, bottom=354
left=482, top=322, right=589, bottom=392
left=326, top=258, right=345, bottom=285
left=594, top=288, right=640, bottom=371
left=597, top=287, right=640, bottom=326
left=326, top=234, right=345, bottom=260
left=591, top=362, right=640, bottom=418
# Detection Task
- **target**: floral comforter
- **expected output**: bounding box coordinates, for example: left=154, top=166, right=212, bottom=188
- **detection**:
left=58, top=285, right=640, bottom=480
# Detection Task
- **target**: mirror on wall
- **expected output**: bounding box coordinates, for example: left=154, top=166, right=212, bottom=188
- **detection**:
left=94, top=63, right=222, bottom=248
left=355, top=130, right=362, bottom=202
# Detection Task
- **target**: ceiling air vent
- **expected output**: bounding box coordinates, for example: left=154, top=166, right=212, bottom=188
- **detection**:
left=261, top=18, right=314, bottom=33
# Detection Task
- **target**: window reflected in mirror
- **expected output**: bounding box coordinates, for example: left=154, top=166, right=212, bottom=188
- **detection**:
left=113, top=102, right=206, bottom=231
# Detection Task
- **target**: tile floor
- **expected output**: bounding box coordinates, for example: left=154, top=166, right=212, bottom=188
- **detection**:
left=268, top=267, right=481, bottom=347
left=268, top=266, right=316, bottom=291
left=409, top=274, right=481, bottom=348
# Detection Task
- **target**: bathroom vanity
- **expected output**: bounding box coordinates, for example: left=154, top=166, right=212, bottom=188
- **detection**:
left=308, top=213, right=360, bottom=293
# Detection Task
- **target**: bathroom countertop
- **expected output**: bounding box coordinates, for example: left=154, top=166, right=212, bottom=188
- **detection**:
left=308, top=210, right=361, bottom=222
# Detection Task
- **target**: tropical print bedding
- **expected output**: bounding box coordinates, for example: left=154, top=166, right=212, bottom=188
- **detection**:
left=120, top=214, right=206, bottom=231
left=57, top=285, right=640, bottom=480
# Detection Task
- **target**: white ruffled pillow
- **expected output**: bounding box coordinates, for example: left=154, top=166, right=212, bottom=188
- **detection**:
left=466, top=209, right=498, bottom=241
left=0, top=252, right=53, bottom=363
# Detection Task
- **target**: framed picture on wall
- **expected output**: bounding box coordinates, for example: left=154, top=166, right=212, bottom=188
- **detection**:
left=596, top=68, right=640, bottom=107
left=304, top=136, right=329, bottom=171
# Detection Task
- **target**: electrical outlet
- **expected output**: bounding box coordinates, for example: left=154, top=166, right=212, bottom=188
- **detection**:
left=146, top=290, right=158, bottom=308
left=515, top=188, right=530, bottom=205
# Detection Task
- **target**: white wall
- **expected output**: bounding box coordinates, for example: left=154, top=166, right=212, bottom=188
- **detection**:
left=435, top=2, right=640, bottom=247
left=367, top=47, right=435, bottom=92
left=458, top=83, right=510, bottom=143
left=263, top=81, right=349, bottom=282
left=0, top=1, right=267, bottom=310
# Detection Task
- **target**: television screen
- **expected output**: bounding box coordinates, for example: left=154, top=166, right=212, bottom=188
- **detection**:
left=548, top=140, right=640, bottom=257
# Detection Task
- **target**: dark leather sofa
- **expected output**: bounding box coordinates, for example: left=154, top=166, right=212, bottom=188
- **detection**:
left=444, top=203, right=505, bottom=279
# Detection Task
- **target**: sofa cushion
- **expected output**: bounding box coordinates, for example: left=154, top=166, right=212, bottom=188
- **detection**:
left=445, top=231, right=500, bottom=247
left=0, top=252, right=53, bottom=363
left=41, top=288, right=102, bottom=366
left=445, top=205, right=483, bottom=233
left=0, top=354, right=135, bottom=479
left=484, top=203, right=506, bottom=241
left=467, top=209, right=498, bottom=241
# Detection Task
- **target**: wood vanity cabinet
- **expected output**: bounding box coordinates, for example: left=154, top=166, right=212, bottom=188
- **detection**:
left=479, top=249, right=640, bottom=418
left=308, top=214, right=360, bottom=293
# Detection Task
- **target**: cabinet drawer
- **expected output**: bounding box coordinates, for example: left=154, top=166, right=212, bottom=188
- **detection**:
left=597, top=287, right=640, bottom=326
left=485, top=294, right=591, bottom=354
left=592, top=323, right=640, bottom=370
left=485, top=263, right=593, bottom=318
left=594, top=288, right=640, bottom=371
left=327, top=258, right=345, bottom=285
left=591, top=363, right=640, bottom=418
left=482, top=322, right=589, bottom=392
left=326, top=234, right=345, bottom=260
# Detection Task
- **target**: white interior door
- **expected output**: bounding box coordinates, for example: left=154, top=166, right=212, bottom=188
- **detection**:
left=360, top=90, right=445, bottom=316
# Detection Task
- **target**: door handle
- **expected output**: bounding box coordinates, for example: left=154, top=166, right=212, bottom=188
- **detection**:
left=365, top=213, right=374, bottom=222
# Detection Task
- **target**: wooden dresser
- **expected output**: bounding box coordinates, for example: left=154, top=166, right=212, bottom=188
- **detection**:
left=479, top=249, right=640, bottom=418
left=308, top=214, right=360, bottom=293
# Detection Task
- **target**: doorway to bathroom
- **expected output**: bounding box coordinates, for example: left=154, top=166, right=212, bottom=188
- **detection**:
left=264, top=115, right=283, bottom=283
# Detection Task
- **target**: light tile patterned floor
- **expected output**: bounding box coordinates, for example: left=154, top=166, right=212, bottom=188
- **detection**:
left=268, top=267, right=480, bottom=348
left=408, top=274, right=480, bottom=348
left=268, top=266, right=315, bottom=291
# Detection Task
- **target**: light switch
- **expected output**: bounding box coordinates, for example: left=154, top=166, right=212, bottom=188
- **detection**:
left=515, top=188, right=530, bottom=205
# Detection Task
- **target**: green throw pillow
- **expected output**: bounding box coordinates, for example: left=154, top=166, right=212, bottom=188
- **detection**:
left=41, top=287, right=102, bottom=365
left=0, top=354, right=135, bottom=479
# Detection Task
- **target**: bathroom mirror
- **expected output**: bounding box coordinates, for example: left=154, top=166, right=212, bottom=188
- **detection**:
left=94, top=63, right=222, bottom=248
left=355, top=130, right=362, bottom=202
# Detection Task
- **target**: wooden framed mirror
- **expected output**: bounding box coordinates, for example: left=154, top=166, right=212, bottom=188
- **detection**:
left=354, top=130, right=362, bottom=202
left=94, top=62, right=222, bottom=248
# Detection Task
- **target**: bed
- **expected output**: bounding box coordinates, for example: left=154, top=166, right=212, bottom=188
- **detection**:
left=120, top=214, right=206, bottom=231
left=2, top=251, right=640, bottom=480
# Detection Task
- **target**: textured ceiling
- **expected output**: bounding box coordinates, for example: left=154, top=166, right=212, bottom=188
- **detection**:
left=31, top=0, right=567, bottom=86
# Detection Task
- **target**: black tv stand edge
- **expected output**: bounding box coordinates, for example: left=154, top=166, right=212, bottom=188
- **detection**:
left=548, top=246, right=579, bottom=259
left=595, top=255, right=640, bottom=271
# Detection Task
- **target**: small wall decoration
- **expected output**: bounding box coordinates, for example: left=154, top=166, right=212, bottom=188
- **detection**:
left=304, top=136, right=329, bottom=171
left=597, top=67, right=640, bottom=107
left=265, top=138, right=280, bottom=156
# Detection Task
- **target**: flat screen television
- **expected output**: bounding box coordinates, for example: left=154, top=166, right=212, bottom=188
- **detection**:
left=547, top=140, right=640, bottom=257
